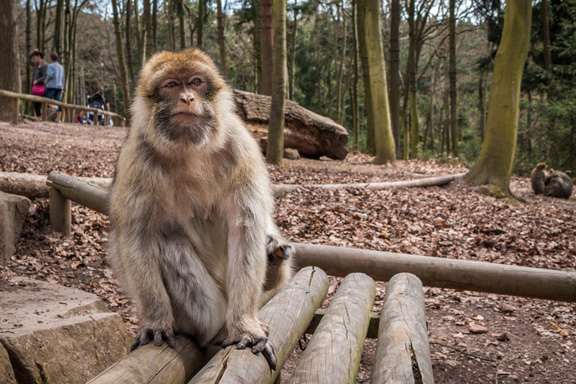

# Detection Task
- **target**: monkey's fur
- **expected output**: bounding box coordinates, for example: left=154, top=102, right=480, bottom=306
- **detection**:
left=109, top=49, right=293, bottom=369
left=531, top=162, right=573, bottom=199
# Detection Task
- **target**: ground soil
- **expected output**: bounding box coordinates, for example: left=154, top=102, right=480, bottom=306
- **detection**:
left=1, top=120, right=575, bottom=383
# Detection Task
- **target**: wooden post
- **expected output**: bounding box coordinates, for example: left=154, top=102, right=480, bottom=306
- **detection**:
left=11, top=98, right=19, bottom=125
left=49, top=187, right=71, bottom=237
left=288, top=273, right=376, bottom=384
left=47, top=172, right=110, bottom=215
left=190, top=267, right=330, bottom=384
left=371, top=273, right=434, bottom=384
left=87, top=337, right=217, bottom=384
left=41, top=102, right=48, bottom=121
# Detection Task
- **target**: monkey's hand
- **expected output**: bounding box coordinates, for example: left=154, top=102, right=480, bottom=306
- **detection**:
left=266, top=234, right=294, bottom=261
left=130, top=328, right=177, bottom=352
left=221, top=328, right=278, bottom=370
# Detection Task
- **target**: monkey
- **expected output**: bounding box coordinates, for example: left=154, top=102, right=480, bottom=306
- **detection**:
left=531, top=162, right=549, bottom=195
left=544, top=170, right=573, bottom=199
left=108, top=48, right=293, bottom=370
left=531, top=162, right=573, bottom=199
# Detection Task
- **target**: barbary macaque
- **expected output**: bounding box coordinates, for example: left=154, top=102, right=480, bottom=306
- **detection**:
left=108, top=48, right=293, bottom=369
left=530, top=162, right=573, bottom=199
left=544, top=170, right=573, bottom=199
left=531, top=162, right=549, bottom=195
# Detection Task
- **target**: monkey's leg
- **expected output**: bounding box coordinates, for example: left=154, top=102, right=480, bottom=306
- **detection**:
left=112, top=234, right=178, bottom=352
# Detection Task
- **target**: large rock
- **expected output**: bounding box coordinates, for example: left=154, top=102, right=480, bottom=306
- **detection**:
left=0, top=277, right=132, bottom=384
left=233, top=90, right=349, bottom=160
left=0, top=191, right=31, bottom=265
left=0, top=343, right=16, bottom=384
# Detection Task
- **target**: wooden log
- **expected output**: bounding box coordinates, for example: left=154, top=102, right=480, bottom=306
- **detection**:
left=233, top=89, right=349, bottom=160
left=306, top=310, right=381, bottom=339
left=273, top=173, right=464, bottom=194
left=49, top=188, right=71, bottom=237
left=87, top=336, right=217, bottom=384
left=30, top=172, right=576, bottom=301
left=0, top=89, right=125, bottom=123
left=288, top=273, right=376, bottom=384
left=189, top=266, right=329, bottom=384
left=46, top=171, right=110, bottom=214
left=294, top=243, right=576, bottom=302
left=0, top=172, right=112, bottom=199
left=371, top=273, right=434, bottom=384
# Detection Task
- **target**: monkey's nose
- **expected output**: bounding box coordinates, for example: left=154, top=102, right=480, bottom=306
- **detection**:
left=180, top=93, right=195, bottom=104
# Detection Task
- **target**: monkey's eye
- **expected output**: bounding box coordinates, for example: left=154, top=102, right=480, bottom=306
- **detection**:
left=189, top=77, right=203, bottom=86
left=161, top=80, right=180, bottom=88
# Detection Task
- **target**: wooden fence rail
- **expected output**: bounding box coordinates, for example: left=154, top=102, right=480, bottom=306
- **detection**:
left=0, top=89, right=125, bottom=125
left=44, top=171, right=576, bottom=303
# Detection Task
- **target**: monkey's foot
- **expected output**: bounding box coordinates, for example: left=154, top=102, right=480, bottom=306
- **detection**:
left=266, top=235, right=294, bottom=260
left=221, top=335, right=278, bottom=370
left=130, top=328, right=177, bottom=352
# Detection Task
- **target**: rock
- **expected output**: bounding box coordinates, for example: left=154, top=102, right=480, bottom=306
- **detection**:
left=0, top=191, right=31, bottom=265
left=284, top=148, right=300, bottom=160
left=498, top=303, right=516, bottom=314
left=469, top=324, right=488, bottom=334
left=0, top=277, right=132, bottom=384
left=0, top=344, right=16, bottom=384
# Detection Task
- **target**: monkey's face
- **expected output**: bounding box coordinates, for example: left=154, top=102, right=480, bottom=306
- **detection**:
left=134, top=49, right=228, bottom=148
left=153, top=71, right=218, bottom=145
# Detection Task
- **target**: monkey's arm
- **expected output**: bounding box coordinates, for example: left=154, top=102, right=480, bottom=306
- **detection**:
left=221, top=189, right=278, bottom=369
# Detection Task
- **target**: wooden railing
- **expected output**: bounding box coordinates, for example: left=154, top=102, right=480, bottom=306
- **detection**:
left=0, top=89, right=125, bottom=126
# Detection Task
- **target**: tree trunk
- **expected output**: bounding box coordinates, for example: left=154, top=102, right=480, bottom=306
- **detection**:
left=251, top=0, right=262, bottom=93
left=177, top=0, right=185, bottom=49
left=478, top=68, right=487, bottom=141
left=351, top=0, right=360, bottom=152
left=266, top=0, right=287, bottom=165
left=335, top=2, right=347, bottom=124
left=111, top=0, right=131, bottom=122
left=25, top=0, right=32, bottom=115
left=449, top=0, right=458, bottom=157
left=408, top=0, right=419, bottom=159
left=217, top=0, right=227, bottom=78
left=464, top=0, right=532, bottom=194
left=53, top=0, right=64, bottom=55
left=356, top=2, right=374, bottom=154
left=167, top=0, right=176, bottom=50
left=361, top=0, right=396, bottom=164
left=196, top=0, right=204, bottom=47
left=143, top=0, right=152, bottom=60
left=541, top=0, right=552, bottom=89
left=288, top=2, right=298, bottom=100
left=260, top=0, right=273, bottom=96
left=389, top=0, right=401, bottom=157
left=0, top=0, right=19, bottom=122
left=126, top=0, right=135, bottom=85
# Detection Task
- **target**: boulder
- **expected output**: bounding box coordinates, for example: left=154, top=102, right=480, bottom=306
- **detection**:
left=0, top=277, right=132, bottom=384
left=233, top=90, right=349, bottom=160
left=0, top=191, right=31, bottom=265
left=0, top=343, right=16, bottom=384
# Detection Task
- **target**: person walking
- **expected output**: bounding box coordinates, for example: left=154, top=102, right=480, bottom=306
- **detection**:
left=30, top=51, right=47, bottom=120
left=44, top=52, right=65, bottom=123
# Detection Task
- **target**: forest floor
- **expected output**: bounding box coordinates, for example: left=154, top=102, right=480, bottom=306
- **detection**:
left=1, top=120, right=575, bottom=383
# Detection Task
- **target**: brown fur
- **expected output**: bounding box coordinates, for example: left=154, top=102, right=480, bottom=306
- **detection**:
left=531, top=162, right=549, bottom=195
left=531, top=162, right=573, bottom=199
left=108, top=49, right=292, bottom=368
